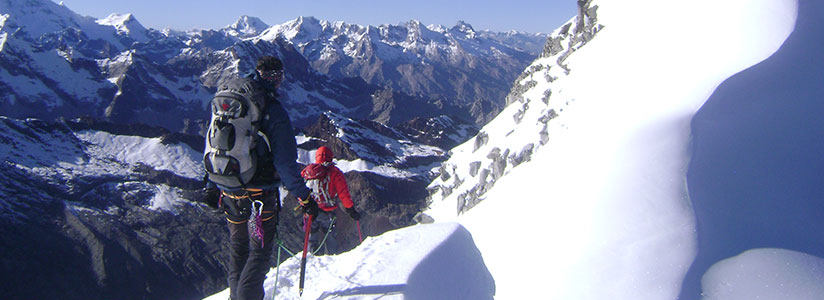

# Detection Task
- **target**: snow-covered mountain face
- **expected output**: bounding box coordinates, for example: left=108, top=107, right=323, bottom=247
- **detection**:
left=0, top=116, right=228, bottom=300
left=0, top=0, right=539, bottom=133
left=259, top=16, right=546, bottom=124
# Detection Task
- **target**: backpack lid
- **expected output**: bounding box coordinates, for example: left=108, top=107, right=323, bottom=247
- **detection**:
left=301, top=163, right=329, bottom=180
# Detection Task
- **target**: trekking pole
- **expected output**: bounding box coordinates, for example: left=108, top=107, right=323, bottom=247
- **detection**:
left=299, top=213, right=314, bottom=296
left=356, top=220, right=363, bottom=243
left=272, top=237, right=281, bottom=300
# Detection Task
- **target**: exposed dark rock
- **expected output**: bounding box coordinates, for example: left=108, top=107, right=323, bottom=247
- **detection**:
left=510, top=143, right=535, bottom=167
left=469, top=161, right=482, bottom=177
left=473, top=131, right=489, bottom=153
left=396, top=115, right=479, bottom=150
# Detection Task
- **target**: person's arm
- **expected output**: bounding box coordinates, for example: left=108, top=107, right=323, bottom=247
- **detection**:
left=263, top=102, right=311, bottom=200
left=331, top=167, right=354, bottom=209
left=331, top=167, right=360, bottom=220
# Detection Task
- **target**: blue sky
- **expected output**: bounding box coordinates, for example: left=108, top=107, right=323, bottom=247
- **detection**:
left=54, top=0, right=576, bottom=33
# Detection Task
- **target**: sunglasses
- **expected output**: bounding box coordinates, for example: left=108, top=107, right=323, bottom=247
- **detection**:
left=260, top=69, right=284, bottom=80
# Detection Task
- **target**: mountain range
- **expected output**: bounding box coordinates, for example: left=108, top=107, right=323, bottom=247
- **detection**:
left=0, top=0, right=545, bottom=133
left=0, top=0, right=541, bottom=297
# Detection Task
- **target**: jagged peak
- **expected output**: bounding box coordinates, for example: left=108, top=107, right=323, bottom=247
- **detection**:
left=404, top=19, right=424, bottom=29
left=294, top=16, right=322, bottom=27
left=228, top=15, right=269, bottom=30
left=452, top=20, right=475, bottom=33
left=228, top=15, right=269, bottom=33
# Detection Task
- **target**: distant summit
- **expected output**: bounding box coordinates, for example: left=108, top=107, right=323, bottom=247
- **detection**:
left=96, top=13, right=151, bottom=42
left=225, top=15, right=269, bottom=38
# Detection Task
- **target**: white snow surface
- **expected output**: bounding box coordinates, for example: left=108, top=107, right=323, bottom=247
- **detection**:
left=201, top=0, right=820, bottom=299
left=205, top=223, right=494, bottom=300
left=701, top=248, right=824, bottom=300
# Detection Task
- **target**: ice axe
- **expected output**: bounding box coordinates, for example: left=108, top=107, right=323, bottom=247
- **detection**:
left=299, top=213, right=314, bottom=296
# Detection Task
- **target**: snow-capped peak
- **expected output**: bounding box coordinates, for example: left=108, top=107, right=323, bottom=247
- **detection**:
left=96, top=13, right=151, bottom=43
left=96, top=13, right=135, bottom=27
left=260, top=16, right=328, bottom=42
left=225, top=15, right=269, bottom=38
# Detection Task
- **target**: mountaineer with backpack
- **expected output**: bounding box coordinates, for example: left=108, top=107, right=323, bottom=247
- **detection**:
left=300, top=146, right=362, bottom=254
left=201, top=56, right=317, bottom=300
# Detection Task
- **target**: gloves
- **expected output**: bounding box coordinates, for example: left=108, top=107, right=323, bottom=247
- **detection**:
left=202, top=187, right=221, bottom=209
left=345, top=206, right=361, bottom=221
left=299, top=196, right=319, bottom=218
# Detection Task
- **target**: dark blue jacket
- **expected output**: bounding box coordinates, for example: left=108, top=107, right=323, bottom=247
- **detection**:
left=209, top=72, right=311, bottom=200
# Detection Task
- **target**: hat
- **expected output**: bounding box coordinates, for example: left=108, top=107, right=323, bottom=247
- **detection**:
left=315, top=146, right=334, bottom=164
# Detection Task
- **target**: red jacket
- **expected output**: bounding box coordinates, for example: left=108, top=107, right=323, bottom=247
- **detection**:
left=316, top=164, right=354, bottom=212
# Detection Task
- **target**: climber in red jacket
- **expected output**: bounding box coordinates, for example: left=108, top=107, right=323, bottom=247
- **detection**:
left=299, top=146, right=361, bottom=254
left=309, top=146, right=358, bottom=215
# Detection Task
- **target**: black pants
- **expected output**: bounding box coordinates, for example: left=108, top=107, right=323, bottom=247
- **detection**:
left=223, top=190, right=279, bottom=300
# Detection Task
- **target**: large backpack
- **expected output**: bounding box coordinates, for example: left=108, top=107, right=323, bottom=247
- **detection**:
left=301, top=163, right=335, bottom=207
left=203, top=77, right=270, bottom=188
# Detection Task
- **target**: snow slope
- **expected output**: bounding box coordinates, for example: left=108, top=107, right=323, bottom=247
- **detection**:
left=200, top=0, right=819, bottom=299
left=424, top=0, right=797, bottom=299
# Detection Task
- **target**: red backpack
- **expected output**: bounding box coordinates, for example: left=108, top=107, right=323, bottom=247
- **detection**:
left=301, top=163, right=334, bottom=207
